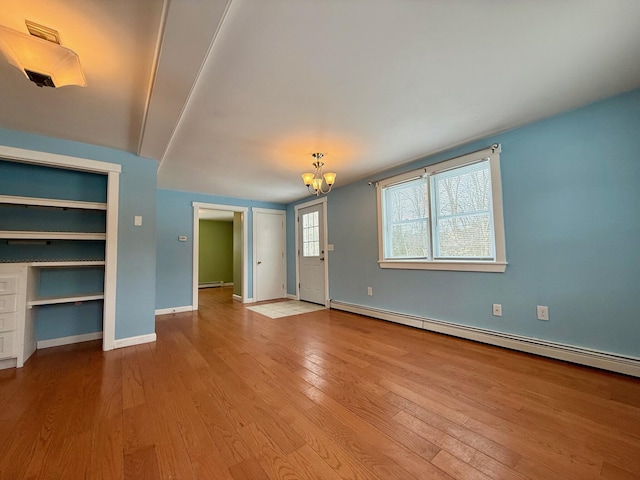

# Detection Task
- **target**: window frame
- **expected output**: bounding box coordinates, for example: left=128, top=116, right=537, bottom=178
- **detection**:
left=376, top=145, right=507, bottom=273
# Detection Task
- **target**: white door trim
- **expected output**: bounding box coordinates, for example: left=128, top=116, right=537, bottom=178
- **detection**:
left=294, top=197, right=329, bottom=306
left=252, top=207, right=286, bottom=302
left=192, top=202, right=249, bottom=308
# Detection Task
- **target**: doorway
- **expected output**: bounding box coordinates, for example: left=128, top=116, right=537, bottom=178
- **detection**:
left=253, top=208, right=286, bottom=301
left=295, top=197, right=328, bottom=305
left=192, top=202, right=249, bottom=309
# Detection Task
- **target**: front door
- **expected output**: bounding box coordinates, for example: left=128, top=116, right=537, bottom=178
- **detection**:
left=298, top=203, right=325, bottom=305
left=254, top=210, right=285, bottom=301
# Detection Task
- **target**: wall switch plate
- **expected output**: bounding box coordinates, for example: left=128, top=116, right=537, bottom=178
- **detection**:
left=178, top=236, right=188, bottom=242
left=537, top=305, right=549, bottom=321
left=367, top=287, right=373, bottom=296
left=134, top=215, right=142, bottom=226
left=327, top=244, right=334, bottom=251
left=492, top=304, right=502, bottom=317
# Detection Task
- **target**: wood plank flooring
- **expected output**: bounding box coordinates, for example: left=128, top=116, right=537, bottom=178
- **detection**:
left=1, top=286, right=639, bottom=479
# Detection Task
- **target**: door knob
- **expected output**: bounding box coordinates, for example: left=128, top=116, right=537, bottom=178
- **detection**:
left=319, top=256, right=324, bottom=261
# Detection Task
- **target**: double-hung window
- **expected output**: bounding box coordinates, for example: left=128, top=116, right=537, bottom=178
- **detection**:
left=377, top=145, right=506, bottom=272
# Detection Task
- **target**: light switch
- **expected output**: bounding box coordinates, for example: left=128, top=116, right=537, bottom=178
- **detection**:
left=134, top=215, right=143, bottom=226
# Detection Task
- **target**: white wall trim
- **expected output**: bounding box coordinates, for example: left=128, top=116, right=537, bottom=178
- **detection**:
left=0, top=145, right=121, bottom=173
left=113, top=333, right=157, bottom=349
left=330, top=300, right=640, bottom=378
left=102, top=170, right=119, bottom=352
left=286, top=293, right=297, bottom=300
left=0, top=358, right=17, bottom=370
left=192, top=202, right=249, bottom=309
left=155, top=305, right=194, bottom=316
left=37, top=331, right=103, bottom=349
left=294, top=197, right=329, bottom=305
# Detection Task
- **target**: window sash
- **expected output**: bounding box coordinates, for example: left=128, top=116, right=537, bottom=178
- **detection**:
left=431, top=159, right=496, bottom=261
left=381, top=176, right=429, bottom=260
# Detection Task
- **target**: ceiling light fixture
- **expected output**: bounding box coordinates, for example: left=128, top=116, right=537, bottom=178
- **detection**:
left=0, top=21, right=86, bottom=88
left=301, top=153, right=337, bottom=196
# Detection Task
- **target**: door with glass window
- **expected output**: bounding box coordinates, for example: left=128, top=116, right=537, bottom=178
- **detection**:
left=298, top=203, right=325, bottom=305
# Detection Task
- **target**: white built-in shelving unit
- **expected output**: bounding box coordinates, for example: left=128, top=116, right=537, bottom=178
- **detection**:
left=0, top=146, right=120, bottom=369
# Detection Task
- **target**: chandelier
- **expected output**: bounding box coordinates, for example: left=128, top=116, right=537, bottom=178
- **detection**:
left=301, top=153, right=336, bottom=196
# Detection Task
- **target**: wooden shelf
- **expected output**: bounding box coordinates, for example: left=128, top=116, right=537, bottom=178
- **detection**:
left=0, top=231, right=106, bottom=240
left=27, top=293, right=104, bottom=307
left=0, top=195, right=107, bottom=211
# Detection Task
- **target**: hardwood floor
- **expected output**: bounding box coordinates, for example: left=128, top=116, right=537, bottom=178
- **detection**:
left=1, top=287, right=639, bottom=479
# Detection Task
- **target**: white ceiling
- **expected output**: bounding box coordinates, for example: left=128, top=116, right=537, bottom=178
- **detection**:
left=2, top=1, right=640, bottom=204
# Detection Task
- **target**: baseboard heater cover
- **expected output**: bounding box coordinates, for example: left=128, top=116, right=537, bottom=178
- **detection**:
left=199, top=281, right=234, bottom=289
left=330, top=300, right=640, bottom=378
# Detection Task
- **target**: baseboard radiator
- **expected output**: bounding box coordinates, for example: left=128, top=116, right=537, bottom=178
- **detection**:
left=199, top=281, right=232, bottom=289
left=330, top=300, right=640, bottom=378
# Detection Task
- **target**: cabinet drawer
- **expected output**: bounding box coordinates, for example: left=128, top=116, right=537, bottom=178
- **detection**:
left=0, top=331, right=15, bottom=359
left=0, top=312, right=16, bottom=332
left=0, top=295, right=17, bottom=314
left=0, top=276, right=18, bottom=295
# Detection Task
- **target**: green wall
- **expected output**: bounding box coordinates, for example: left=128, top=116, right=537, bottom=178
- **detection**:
left=199, top=220, right=233, bottom=284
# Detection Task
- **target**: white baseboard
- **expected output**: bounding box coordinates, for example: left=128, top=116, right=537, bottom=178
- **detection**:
left=330, top=300, right=640, bottom=378
left=113, top=333, right=157, bottom=349
left=244, top=297, right=255, bottom=304
left=155, top=305, right=194, bottom=316
left=0, top=357, right=17, bottom=370
left=232, top=294, right=242, bottom=301
left=37, top=331, right=103, bottom=349
left=286, top=293, right=298, bottom=300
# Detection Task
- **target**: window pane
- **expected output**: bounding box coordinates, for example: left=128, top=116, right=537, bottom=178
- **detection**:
left=302, top=211, right=320, bottom=257
left=383, top=178, right=429, bottom=259
left=432, top=160, right=494, bottom=259
left=436, top=214, right=492, bottom=258
left=390, top=220, right=429, bottom=257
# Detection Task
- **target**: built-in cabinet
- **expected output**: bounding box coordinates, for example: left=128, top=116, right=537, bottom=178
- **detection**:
left=0, top=264, right=27, bottom=365
left=0, top=146, right=120, bottom=369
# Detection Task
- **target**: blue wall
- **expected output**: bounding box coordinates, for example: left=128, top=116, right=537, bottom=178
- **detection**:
left=155, top=188, right=285, bottom=309
left=300, top=89, right=640, bottom=358
left=0, top=128, right=158, bottom=341
left=2, top=86, right=639, bottom=360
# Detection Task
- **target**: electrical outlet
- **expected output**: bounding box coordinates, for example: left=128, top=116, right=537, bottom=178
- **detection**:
left=537, top=305, right=549, bottom=321
left=367, top=286, right=373, bottom=296
left=492, top=304, right=502, bottom=317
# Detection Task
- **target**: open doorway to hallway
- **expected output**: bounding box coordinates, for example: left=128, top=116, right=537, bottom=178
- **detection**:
left=192, top=202, right=249, bottom=309
left=197, top=209, right=241, bottom=297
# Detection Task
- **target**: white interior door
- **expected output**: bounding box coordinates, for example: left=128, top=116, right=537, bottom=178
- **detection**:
left=254, top=209, right=285, bottom=301
left=298, top=203, right=326, bottom=305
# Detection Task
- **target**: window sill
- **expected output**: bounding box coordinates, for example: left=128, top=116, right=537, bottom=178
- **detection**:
left=378, top=260, right=507, bottom=273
